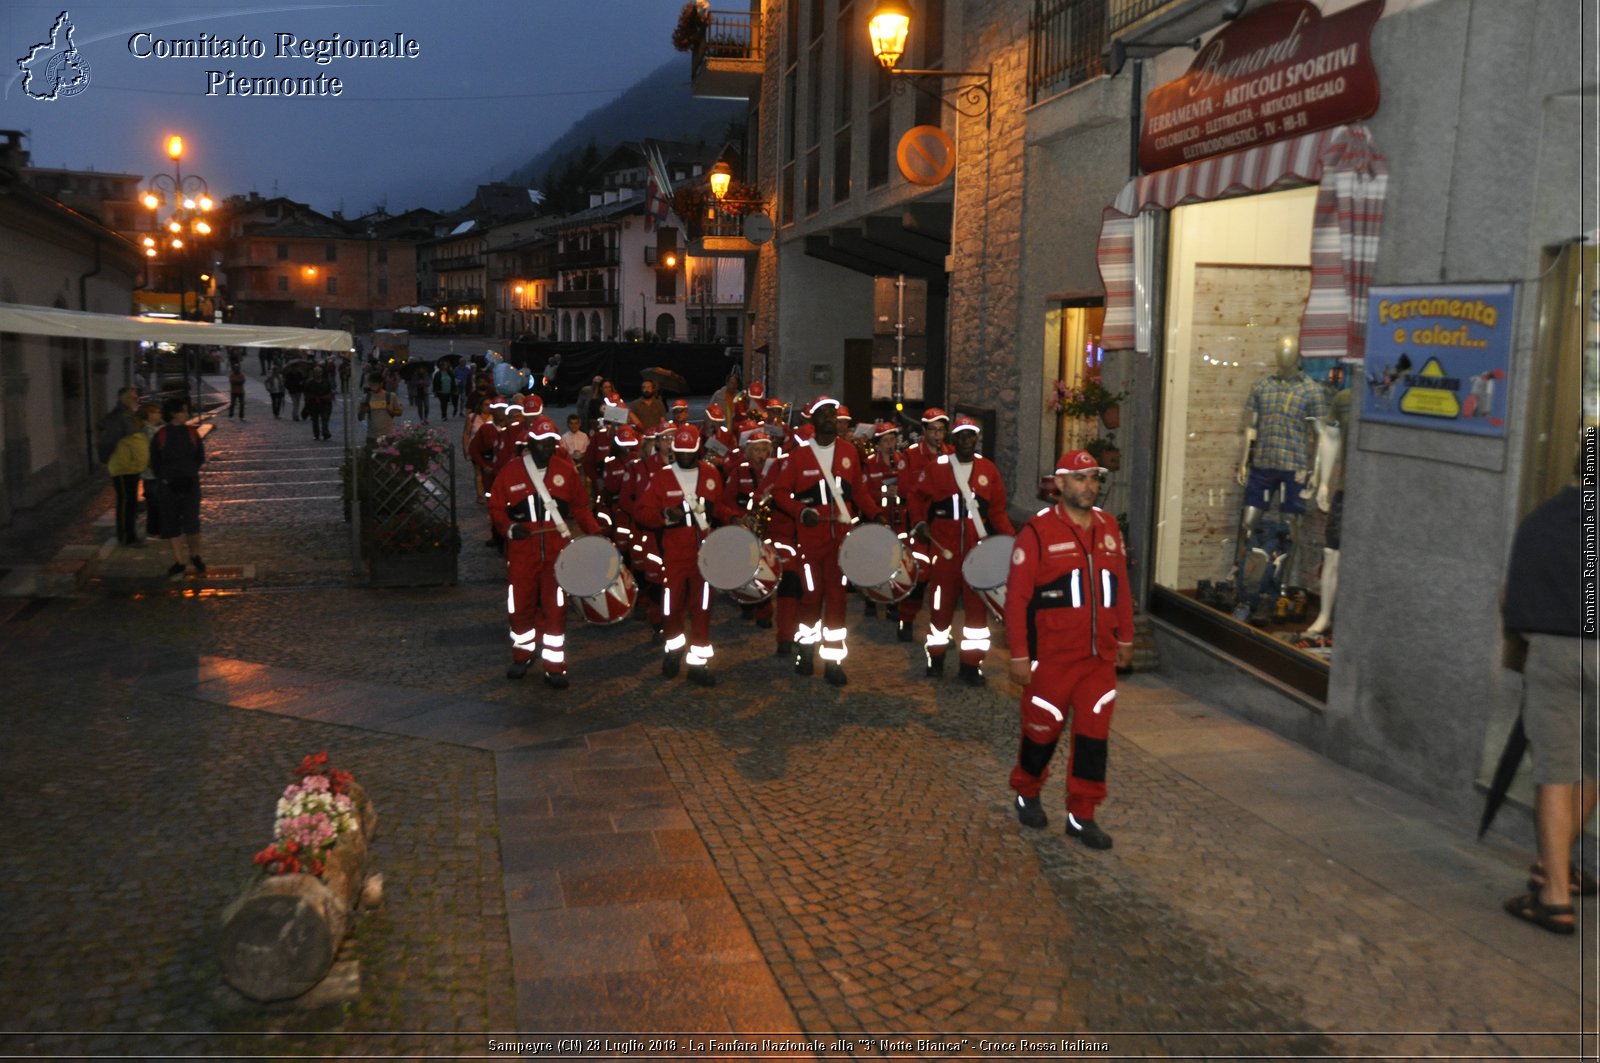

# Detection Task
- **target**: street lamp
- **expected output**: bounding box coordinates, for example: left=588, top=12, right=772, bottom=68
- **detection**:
left=866, top=0, right=992, bottom=124
left=141, top=134, right=215, bottom=320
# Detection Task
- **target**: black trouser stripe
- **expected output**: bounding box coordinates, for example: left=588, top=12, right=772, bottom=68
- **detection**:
left=1019, top=737, right=1058, bottom=778
left=1071, top=734, right=1107, bottom=783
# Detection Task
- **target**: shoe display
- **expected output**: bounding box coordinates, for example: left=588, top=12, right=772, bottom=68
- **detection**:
left=687, top=664, right=716, bottom=687
left=543, top=671, right=570, bottom=690
left=505, top=659, right=532, bottom=680
left=1015, top=794, right=1047, bottom=829
left=958, top=662, right=986, bottom=687
left=1065, top=813, right=1113, bottom=850
left=824, top=663, right=848, bottom=687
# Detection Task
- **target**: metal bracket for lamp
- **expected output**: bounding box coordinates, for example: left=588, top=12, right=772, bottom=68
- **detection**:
left=884, top=66, right=992, bottom=126
left=1102, top=37, right=1201, bottom=78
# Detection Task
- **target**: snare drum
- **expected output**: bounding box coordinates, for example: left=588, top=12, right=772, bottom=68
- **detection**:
left=554, top=534, right=638, bottom=625
left=961, top=533, right=1014, bottom=623
left=697, top=525, right=779, bottom=604
left=838, top=522, right=920, bottom=604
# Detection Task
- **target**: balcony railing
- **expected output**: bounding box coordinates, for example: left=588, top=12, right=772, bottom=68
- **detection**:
left=432, top=254, right=483, bottom=272
left=548, top=287, right=618, bottom=308
left=553, top=246, right=620, bottom=269
left=691, top=8, right=762, bottom=100
left=1111, top=0, right=1180, bottom=30
left=1029, top=0, right=1110, bottom=104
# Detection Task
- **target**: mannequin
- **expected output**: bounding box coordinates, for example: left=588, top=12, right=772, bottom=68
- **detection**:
left=1299, top=388, right=1350, bottom=641
left=1231, top=334, right=1328, bottom=623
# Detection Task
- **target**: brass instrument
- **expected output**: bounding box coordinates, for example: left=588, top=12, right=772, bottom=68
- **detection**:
left=744, top=491, right=774, bottom=538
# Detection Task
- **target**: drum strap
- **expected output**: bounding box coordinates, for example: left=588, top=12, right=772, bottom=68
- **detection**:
left=812, top=446, right=853, bottom=523
left=523, top=454, right=571, bottom=539
left=953, top=462, right=988, bottom=539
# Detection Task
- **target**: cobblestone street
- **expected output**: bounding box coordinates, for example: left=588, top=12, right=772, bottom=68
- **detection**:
left=0, top=360, right=1594, bottom=1059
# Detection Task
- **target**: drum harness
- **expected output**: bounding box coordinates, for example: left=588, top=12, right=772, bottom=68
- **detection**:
left=1021, top=513, right=1104, bottom=660
left=519, top=453, right=572, bottom=540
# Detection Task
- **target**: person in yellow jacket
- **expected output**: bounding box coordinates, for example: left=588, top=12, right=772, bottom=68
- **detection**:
left=107, top=401, right=158, bottom=547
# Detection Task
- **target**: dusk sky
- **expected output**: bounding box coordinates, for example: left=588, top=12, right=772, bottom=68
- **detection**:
left=1, top=1, right=684, bottom=216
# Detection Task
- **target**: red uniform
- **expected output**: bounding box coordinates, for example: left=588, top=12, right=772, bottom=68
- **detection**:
left=635, top=460, right=724, bottom=668
left=468, top=420, right=500, bottom=498
left=489, top=450, right=601, bottom=678
left=768, top=438, right=880, bottom=668
left=895, top=439, right=953, bottom=626
left=908, top=453, right=1016, bottom=669
left=1004, top=503, right=1135, bottom=820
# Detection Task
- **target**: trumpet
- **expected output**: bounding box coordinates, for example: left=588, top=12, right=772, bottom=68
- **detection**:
left=745, top=493, right=774, bottom=538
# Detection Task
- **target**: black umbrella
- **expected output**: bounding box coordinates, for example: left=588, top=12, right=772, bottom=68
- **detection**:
left=641, top=366, right=690, bottom=394
left=1478, top=716, right=1528, bottom=839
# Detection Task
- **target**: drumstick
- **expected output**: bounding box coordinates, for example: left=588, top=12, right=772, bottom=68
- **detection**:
left=911, top=520, right=955, bottom=561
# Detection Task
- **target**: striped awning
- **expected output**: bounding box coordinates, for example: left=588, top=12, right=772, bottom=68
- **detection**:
left=1097, top=124, right=1388, bottom=359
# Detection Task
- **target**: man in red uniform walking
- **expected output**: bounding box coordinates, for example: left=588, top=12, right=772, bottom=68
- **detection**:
left=1005, top=450, right=1135, bottom=849
left=489, top=415, right=602, bottom=689
left=908, top=415, right=1015, bottom=684
left=767, top=396, right=880, bottom=685
left=635, top=424, right=724, bottom=686
left=895, top=409, right=953, bottom=641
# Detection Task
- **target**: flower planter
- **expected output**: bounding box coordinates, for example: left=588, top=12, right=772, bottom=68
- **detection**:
left=1100, top=403, right=1122, bottom=430
left=218, top=762, right=378, bottom=1004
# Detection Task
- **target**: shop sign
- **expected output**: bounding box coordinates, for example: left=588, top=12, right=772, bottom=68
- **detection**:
left=1139, top=0, right=1383, bottom=173
left=1361, top=283, right=1514, bottom=437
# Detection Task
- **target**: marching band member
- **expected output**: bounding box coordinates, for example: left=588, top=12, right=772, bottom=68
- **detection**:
left=702, top=403, right=737, bottom=467
left=470, top=399, right=507, bottom=544
left=767, top=397, right=881, bottom=686
left=489, top=415, right=602, bottom=690
left=739, top=379, right=766, bottom=423
left=767, top=422, right=812, bottom=656
left=595, top=423, right=640, bottom=544
left=716, top=425, right=780, bottom=630
left=863, top=420, right=904, bottom=619
left=894, top=408, right=954, bottom=641
left=1005, top=450, right=1135, bottom=849
left=907, top=415, right=1015, bottom=684
left=761, top=397, right=790, bottom=449
left=635, top=424, right=724, bottom=686
left=669, top=397, right=691, bottom=425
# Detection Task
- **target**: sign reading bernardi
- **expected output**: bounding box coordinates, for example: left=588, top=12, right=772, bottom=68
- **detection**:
left=1138, top=0, right=1383, bottom=173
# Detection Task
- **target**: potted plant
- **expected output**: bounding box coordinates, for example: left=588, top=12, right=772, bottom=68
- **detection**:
left=1085, top=433, right=1122, bottom=472
left=672, top=1, right=710, bottom=52
left=360, top=423, right=460, bottom=586
left=1052, top=378, right=1128, bottom=427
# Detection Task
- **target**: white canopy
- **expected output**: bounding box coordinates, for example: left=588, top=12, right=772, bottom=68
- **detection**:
left=0, top=302, right=353, bottom=352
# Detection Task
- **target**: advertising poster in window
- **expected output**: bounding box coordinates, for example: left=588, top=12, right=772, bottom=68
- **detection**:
left=1361, top=283, right=1514, bottom=436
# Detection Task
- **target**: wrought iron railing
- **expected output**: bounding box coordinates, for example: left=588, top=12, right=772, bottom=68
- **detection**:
left=693, top=8, right=763, bottom=72
left=356, top=439, right=459, bottom=586
left=1029, top=0, right=1110, bottom=104
left=1110, top=0, right=1178, bottom=30
left=549, top=287, right=618, bottom=307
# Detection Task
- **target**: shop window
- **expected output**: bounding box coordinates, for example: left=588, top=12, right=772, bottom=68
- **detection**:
left=1519, top=241, right=1599, bottom=514
left=1151, top=186, right=1349, bottom=668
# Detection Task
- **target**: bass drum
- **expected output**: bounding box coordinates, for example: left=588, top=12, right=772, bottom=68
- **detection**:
left=697, top=524, right=780, bottom=604
left=838, top=522, right=920, bottom=604
left=554, top=534, right=638, bottom=625
left=961, top=533, right=1014, bottom=623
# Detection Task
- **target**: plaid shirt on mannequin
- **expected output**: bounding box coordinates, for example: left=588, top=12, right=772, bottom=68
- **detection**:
left=1246, top=375, right=1329, bottom=471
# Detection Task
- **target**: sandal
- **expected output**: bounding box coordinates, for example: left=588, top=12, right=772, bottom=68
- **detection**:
left=1527, top=862, right=1600, bottom=897
left=1504, top=891, right=1576, bottom=935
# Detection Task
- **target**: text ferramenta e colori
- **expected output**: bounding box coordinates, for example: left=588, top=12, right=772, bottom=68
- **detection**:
left=127, top=31, right=422, bottom=97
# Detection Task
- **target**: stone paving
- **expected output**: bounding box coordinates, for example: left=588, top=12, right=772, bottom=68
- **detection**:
left=0, top=354, right=1594, bottom=1059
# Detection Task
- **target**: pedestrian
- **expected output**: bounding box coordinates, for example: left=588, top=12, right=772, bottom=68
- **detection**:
left=575, top=375, right=603, bottom=421
left=560, top=413, right=590, bottom=464
left=107, top=401, right=157, bottom=547
left=489, top=415, right=602, bottom=689
left=432, top=360, right=454, bottom=421
left=284, top=360, right=307, bottom=421
left=357, top=373, right=404, bottom=441
left=96, top=386, right=141, bottom=470
left=264, top=363, right=286, bottom=419
left=148, top=396, right=207, bottom=579
left=766, top=396, right=883, bottom=685
left=452, top=358, right=472, bottom=416
left=337, top=353, right=352, bottom=394
left=1502, top=431, right=1599, bottom=934
left=258, top=346, right=272, bottom=375
left=138, top=402, right=164, bottom=541
left=540, top=351, right=562, bottom=398
left=227, top=362, right=247, bottom=419
left=409, top=364, right=431, bottom=423
left=303, top=364, right=335, bottom=441
left=1006, top=450, right=1135, bottom=850
left=628, top=378, right=668, bottom=431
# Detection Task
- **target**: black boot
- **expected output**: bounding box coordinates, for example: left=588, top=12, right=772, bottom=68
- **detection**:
left=958, top=662, right=985, bottom=687
left=897, top=619, right=914, bottom=642
left=688, top=664, right=716, bottom=687
left=824, top=662, right=848, bottom=686
left=661, top=650, right=683, bottom=678
left=794, top=644, right=816, bottom=676
left=775, top=639, right=794, bottom=658
left=925, top=651, right=946, bottom=679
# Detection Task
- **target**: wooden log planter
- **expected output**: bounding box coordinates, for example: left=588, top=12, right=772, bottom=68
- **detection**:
left=218, top=757, right=380, bottom=1004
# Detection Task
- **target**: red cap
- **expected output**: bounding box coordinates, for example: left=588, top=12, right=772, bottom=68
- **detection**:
left=671, top=424, right=701, bottom=453
left=764, top=397, right=785, bottom=410
left=801, top=396, right=839, bottom=419
left=705, top=402, right=726, bottom=421
left=1055, top=450, right=1107, bottom=475
left=612, top=425, right=640, bottom=447
left=950, top=415, right=980, bottom=435
left=650, top=419, right=675, bottom=438
left=835, top=404, right=853, bottom=421
left=527, top=416, right=561, bottom=441
left=671, top=397, right=689, bottom=409
left=524, top=394, right=544, bottom=416
left=874, top=420, right=900, bottom=437
left=747, top=381, right=766, bottom=400
left=791, top=423, right=816, bottom=445
left=921, top=407, right=950, bottom=424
